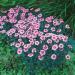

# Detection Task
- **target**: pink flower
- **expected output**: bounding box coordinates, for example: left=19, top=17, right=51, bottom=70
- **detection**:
left=43, top=29, right=48, bottom=33
left=7, top=13, right=13, bottom=18
left=28, top=53, right=34, bottom=57
left=51, top=54, right=57, bottom=60
left=53, top=19, right=60, bottom=26
left=38, top=31, right=44, bottom=36
left=14, top=33, right=19, bottom=37
left=57, top=29, right=61, bottom=33
left=0, top=30, right=6, bottom=33
left=15, top=43, right=21, bottom=48
left=65, top=54, right=70, bottom=60
left=51, top=35, right=57, bottom=41
left=33, top=30, right=39, bottom=35
left=35, top=41, right=40, bottom=46
left=59, top=43, right=64, bottom=48
left=52, top=44, right=58, bottom=51
left=23, top=48, right=28, bottom=52
left=51, top=27, right=55, bottom=32
left=45, top=33, right=52, bottom=38
left=35, top=8, right=40, bottom=12
left=47, top=39, right=52, bottom=44
left=67, top=45, right=72, bottom=49
left=45, top=24, right=50, bottom=28
left=6, top=28, right=16, bottom=36
left=33, top=24, right=40, bottom=29
left=40, top=35, right=45, bottom=40
left=23, top=44, right=29, bottom=49
left=62, top=36, right=68, bottom=42
left=38, top=55, right=44, bottom=60
left=38, top=14, right=42, bottom=17
left=59, top=18, right=64, bottom=23
left=19, top=41, right=24, bottom=46
left=18, top=29, right=25, bottom=34
left=9, top=8, right=15, bottom=13
left=39, top=50, right=46, bottom=56
left=54, top=39, right=59, bottom=43
left=18, top=20, right=25, bottom=24
left=45, top=17, right=52, bottom=23
left=58, top=34, right=64, bottom=40
left=10, top=28, right=16, bottom=33
left=42, top=45, right=48, bottom=51
left=20, top=7, right=29, bottom=13
left=17, top=48, right=22, bottom=55
left=32, top=48, right=36, bottom=53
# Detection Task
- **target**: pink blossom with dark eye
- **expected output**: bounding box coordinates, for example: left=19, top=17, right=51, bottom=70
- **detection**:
left=38, top=31, right=44, bottom=36
left=45, top=17, right=52, bottom=23
left=18, top=29, right=25, bottom=34
left=23, top=44, right=28, bottom=49
left=51, top=27, right=55, bottom=32
left=59, top=18, right=64, bottom=23
left=15, top=43, right=21, bottom=48
left=51, top=54, right=57, bottom=60
left=67, top=45, right=72, bottom=49
left=35, top=8, right=40, bottom=12
left=59, top=43, right=64, bottom=48
left=0, top=26, right=3, bottom=29
left=6, top=28, right=16, bottom=36
left=23, top=48, right=28, bottom=52
left=7, top=13, right=13, bottom=18
left=65, top=54, right=70, bottom=60
left=32, top=48, right=36, bottom=53
left=9, top=18, right=17, bottom=23
left=39, top=18, right=44, bottom=22
left=38, top=14, right=42, bottom=17
left=33, top=30, right=39, bottom=35
left=17, top=48, right=22, bottom=55
left=40, top=35, right=45, bottom=40
left=28, top=53, right=34, bottom=57
left=18, top=20, right=25, bottom=24
left=43, top=29, right=48, bottom=33
left=38, top=55, right=44, bottom=60
left=35, top=41, right=40, bottom=46
left=33, top=24, right=40, bottom=30
left=51, top=35, right=58, bottom=41
left=52, top=44, right=58, bottom=51
left=47, top=39, right=52, bottom=44
left=9, top=8, right=15, bottom=13
left=9, top=28, right=16, bottom=33
left=2, top=16, right=7, bottom=20
left=19, top=41, right=24, bottom=46
left=0, top=30, right=6, bottom=33
left=20, top=7, right=29, bottom=13
left=45, top=33, right=52, bottom=38
left=53, top=19, right=60, bottom=26
left=45, top=24, right=50, bottom=28
left=57, top=29, right=61, bottom=33
left=42, top=45, right=48, bottom=51
left=21, top=13, right=25, bottom=17
left=62, top=36, right=68, bottom=42
left=39, top=50, right=46, bottom=56
left=58, top=34, right=64, bottom=40
left=14, top=33, right=19, bottom=37
left=54, top=39, right=59, bottom=43
left=29, top=39, right=34, bottom=45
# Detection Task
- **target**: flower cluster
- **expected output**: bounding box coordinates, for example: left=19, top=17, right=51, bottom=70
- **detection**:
left=0, top=6, right=72, bottom=63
